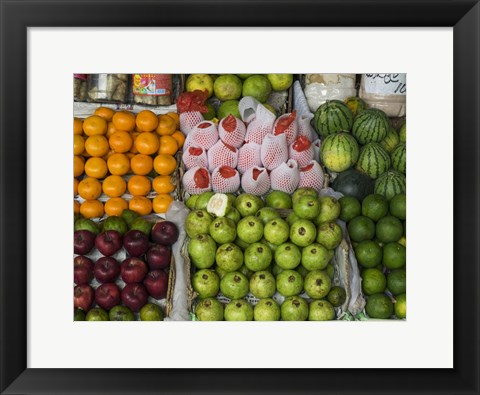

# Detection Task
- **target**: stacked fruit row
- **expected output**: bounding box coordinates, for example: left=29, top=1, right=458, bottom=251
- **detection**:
left=74, top=213, right=179, bottom=321
left=74, top=107, right=185, bottom=219
left=184, top=189, right=348, bottom=321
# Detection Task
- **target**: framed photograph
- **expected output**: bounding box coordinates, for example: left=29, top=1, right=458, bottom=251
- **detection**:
left=1, top=0, right=479, bottom=394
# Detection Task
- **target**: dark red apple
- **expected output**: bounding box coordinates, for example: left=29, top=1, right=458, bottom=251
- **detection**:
left=146, top=244, right=172, bottom=270
left=120, top=257, right=148, bottom=283
left=143, top=270, right=168, bottom=300
left=123, top=230, right=149, bottom=257
left=95, top=230, right=123, bottom=257
left=94, top=257, right=120, bottom=283
left=74, top=284, right=94, bottom=311
left=121, top=283, right=148, bottom=312
left=151, top=220, right=179, bottom=246
left=95, top=283, right=121, bottom=310
left=74, top=230, right=95, bottom=255
left=74, top=255, right=94, bottom=285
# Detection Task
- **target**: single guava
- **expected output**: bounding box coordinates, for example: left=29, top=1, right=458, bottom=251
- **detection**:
left=213, top=75, right=243, bottom=101
left=235, top=193, right=264, bottom=217
left=281, top=296, right=308, bottom=321
left=242, top=75, right=272, bottom=103
left=185, top=209, right=213, bottom=238
left=315, top=196, right=341, bottom=224
left=326, top=263, right=335, bottom=279
left=249, top=270, right=276, bottom=298
left=301, top=242, right=333, bottom=271
left=256, top=207, right=281, bottom=224
left=238, top=264, right=254, bottom=279
left=304, top=270, right=332, bottom=299
left=102, top=216, right=128, bottom=235
left=237, top=74, right=253, bottom=79
left=264, top=218, right=290, bottom=245
left=224, top=299, right=253, bottom=321
left=244, top=242, right=273, bottom=272
left=215, top=243, right=244, bottom=273
left=265, top=190, right=292, bottom=209
left=237, top=215, right=264, bottom=244
left=109, top=305, right=135, bottom=321
left=289, top=219, right=317, bottom=247
left=86, top=307, right=109, bottom=321
left=220, top=271, right=249, bottom=299
left=308, top=300, right=335, bottom=321
left=209, top=217, right=237, bottom=244
left=192, top=269, right=220, bottom=298
left=225, top=207, right=241, bottom=223
left=139, top=303, right=164, bottom=321
left=195, top=298, right=224, bottom=321
left=286, top=212, right=300, bottom=226
left=188, top=234, right=217, bottom=269
left=276, top=269, right=304, bottom=297
left=267, top=74, right=293, bottom=91
left=316, top=221, right=343, bottom=249
left=274, top=242, right=301, bottom=270
left=253, top=298, right=280, bottom=321
left=185, top=195, right=199, bottom=210
left=293, top=195, right=321, bottom=220
left=206, top=193, right=232, bottom=217
left=195, top=191, right=216, bottom=210
left=327, top=286, right=347, bottom=307
left=292, top=187, right=318, bottom=205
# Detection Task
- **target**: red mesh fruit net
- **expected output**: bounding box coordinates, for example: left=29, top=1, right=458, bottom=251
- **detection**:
left=299, top=160, right=325, bottom=193
left=260, top=133, right=289, bottom=171
left=182, top=146, right=208, bottom=170
left=241, top=167, right=271, bottom=196
left=237, top=141, right=262, bottom=174
left=244, top=104, right=276, bottom=145
left=207, top=140, right=239, bottom=172
left=211, top=166, right=241, bottom=193
left=180, top=111, right=205, bottom=135
left=184, top=121, right=219, bottom=151
left=273, top=111, right=298, bottom=145
left=270, top=159, right=300, bottom=194
left=182, top=166, right=212, bottom=195
left=176, top=90, right=209, bottom=113
left=218, top=115, right=246, bottom=148
left=289, top=135, right=314, bottom=167
left=312, top=138, right=322, bottom=163
left=297, top=113, right=315, bottom=141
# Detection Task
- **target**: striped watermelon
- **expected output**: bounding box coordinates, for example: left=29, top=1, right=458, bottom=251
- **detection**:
left=344, top=96, right=367, bottom=118
left=356, top=143, right=391, bottom=179
left=374, top=170, right=406, bottom=200
left=320, top=132, right=359, bottom=173
left=391, top=143, right=406, bottom=174
left=380, top=126, right=400, bottom=153
left=313, top=100, right=353, bottom=138
left=399, top=122, right=406, bottom=142
left=352, top=108, right=390, bottom=144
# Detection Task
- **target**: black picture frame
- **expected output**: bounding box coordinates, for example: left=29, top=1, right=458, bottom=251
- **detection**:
left=1, top=0, right=479, bottom=394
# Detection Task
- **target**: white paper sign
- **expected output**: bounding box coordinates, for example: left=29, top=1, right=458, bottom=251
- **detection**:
left=363, top=73, right=406, bottom=95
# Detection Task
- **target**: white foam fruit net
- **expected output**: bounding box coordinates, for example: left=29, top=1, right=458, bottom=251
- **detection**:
left=184, top=121, right=219, bottom=151
left=244, top=104, right=276, bottom=145
left=260, top=133, right=288, bottom=171
left=312, top=139, right=322, bottom=162
left=211, top=166, right=241, bottom=193
left=179, top=111, right=204, bottom=135
left=182, top=166, right=212, bottom=195
left=273, top=111, right=298, bottom=145
left=218, top=115, right=246, bottom=148
left=182, top=146, right=208, bottom=170
left=237, top=142, right=262, bottom=174
left=270, top=159, right=300, bottom=194
left=207, top=140, right=239, bottom=172
left=238, top=96, right=261, bottom=124
left=289, top=135, right=314, bottom=167
left=297, top=113, right=316, bottom=141
left=241, top=166, right=271, bottom=196
left=299, top=160, right=325, bottom=193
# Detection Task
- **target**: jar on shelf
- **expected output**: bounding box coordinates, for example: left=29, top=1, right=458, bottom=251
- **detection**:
left=87, top=74, right=128, bottom=103
left=359, top=74, right=406, bottom=117
left=73, top=74, right=87, bottom=102
left=303, top=74, right=357, bottom=112
left=131, top=74, right=172, bottom=106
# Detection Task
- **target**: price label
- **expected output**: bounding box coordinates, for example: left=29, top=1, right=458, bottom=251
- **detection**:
left=364, top=74, right=406, bottom=95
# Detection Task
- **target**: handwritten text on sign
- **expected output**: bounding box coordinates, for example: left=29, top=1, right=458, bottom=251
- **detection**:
left=364, top=74, right=406, bottom=95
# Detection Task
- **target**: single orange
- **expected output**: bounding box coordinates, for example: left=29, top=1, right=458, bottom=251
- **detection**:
left=130, top=154, right=153, bottom=176
left=152, top=175, right=175, bottom=194
left=112, top=110, right=136, bottom=132
left=102, top=175, right=127, bottom=197
left=74, top=134, right=85, bottom=155
left=171, top=130, right=186, bottom=149
left=107, top=153, right=130, bottom=176
left=136, top=110, right=159, bottom=132
left=78, top=177, right=102, bottom=200
left=127, top=175, right=151, bottom=196
left=109, top=130, right=133, bottom=153
left=135, top=132, right=159, bottom=155
left=83, top=115, right=108, bottom=136
left=129, top=196, right=152, bottom=216
left=158, top=135, right=178, bottom=156
left=152, top=194, right=174, bottom=214
left=74, top=155, right=85, bottom=177
left=74, top=178, right=79, bottom=196
left=84, top=157, right=108, bottom=179
left=104, top=197, right=128, bottom=216
left=94, top=106, right=116, bottom=121
left=153, top=154, right=177, bottom=176
left=80, top=199, right=104, bottom=219
left=165, top=112, right=180, bottom=129
left=74, top=200, right=80, bottom=214
left=74, top=118, right=84, bottom=135
left=156, top=114, right=176, bottom=136
left=84, top=135, right=110, bottom=157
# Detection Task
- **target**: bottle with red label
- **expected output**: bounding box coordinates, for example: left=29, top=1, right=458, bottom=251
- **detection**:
left=131, top=74, right=172, bottom=106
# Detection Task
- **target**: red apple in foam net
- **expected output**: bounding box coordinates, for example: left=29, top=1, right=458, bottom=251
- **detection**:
left=121, top=283, right=148, bottom=312
left=121, top=257, right=148, bottom=283
left=123, top=230, right=149, bottom=257
left=146, top=244, right=172, bottom=270
left=143, top=270, right=169, bottom=300
left=182, top=166, right=212, bottom=195
left=95, top=230, right=123, bottom=257
left=74, top=230, right=96, bottom=255
left=94, top=256, right=120, bottom=283
left=151, top=220, right=179, bottom=246
left=95, top=283, right=121, bottom=310
left=74, top=284, right=94, bottom=311
left=211, top=166, right=240, bottom=194
left=74, top=255, right=94, bottom=285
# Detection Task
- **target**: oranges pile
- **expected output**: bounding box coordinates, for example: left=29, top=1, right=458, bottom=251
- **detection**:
left=74, top=108, right=184, bottom=218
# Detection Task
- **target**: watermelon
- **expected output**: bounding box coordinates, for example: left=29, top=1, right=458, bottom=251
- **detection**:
left=374, top=170, right=406, bottom=200
left=356, top=143, right=391, bottom=179
left=313, top=100, right=354, bottom=138
left=399, top=122, right=406, bottom=142
left=320, top=132, right=359, bottom=173
left=352, top=108, right=390, bottom=144
left=344, top=96, right=367, bottom=118
left=380, top=126, right=400, bottom=153
left=391, top=143, right=406, bottom=174
left=331, top=169, right=374, bottom=201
